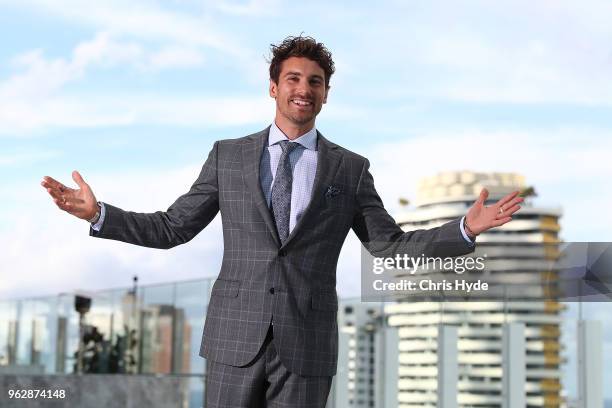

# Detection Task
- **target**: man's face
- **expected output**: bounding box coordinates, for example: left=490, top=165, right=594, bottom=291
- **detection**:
left=269, top=56, right=329, bottom=128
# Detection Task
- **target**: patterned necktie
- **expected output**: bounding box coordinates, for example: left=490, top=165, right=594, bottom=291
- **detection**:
left=271, top=140, right=300, bottom=244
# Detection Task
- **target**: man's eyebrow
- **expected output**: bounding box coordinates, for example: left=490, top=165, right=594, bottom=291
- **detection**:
left=283, top=71, right=324, bottom=81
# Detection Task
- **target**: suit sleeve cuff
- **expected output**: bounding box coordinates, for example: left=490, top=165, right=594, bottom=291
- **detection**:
left=91, top=202, right=106, bottom=232
left=460, top=216, right=475, bottom=246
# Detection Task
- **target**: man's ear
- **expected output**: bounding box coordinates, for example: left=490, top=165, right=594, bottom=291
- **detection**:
left=323, top=86, right=330, bottom=104
left=269, top=79, right=278, bottom=98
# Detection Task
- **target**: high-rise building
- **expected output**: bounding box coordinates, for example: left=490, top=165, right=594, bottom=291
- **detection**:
left=387, top=171, right=564, bottom=407
left=328, top=299, right=399, bottom=408
left=140, top=304, right=192, bottom=374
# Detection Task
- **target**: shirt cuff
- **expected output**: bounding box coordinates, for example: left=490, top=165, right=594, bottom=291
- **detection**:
left=91, top=202, right=106, bottom=232
left=460, top=216, right=475, bottom=246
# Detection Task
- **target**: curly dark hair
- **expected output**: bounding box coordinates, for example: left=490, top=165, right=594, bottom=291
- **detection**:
left=269, top=35, right=335, bottom=88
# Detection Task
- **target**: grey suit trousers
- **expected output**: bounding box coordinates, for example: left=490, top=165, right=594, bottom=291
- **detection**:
left=205, top=322, right=332, bottom=408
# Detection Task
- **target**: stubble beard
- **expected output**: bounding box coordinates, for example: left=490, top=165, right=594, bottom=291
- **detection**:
left=280, top=100, right=318, bottom=126
left=286, top=112, right=314, bottom=126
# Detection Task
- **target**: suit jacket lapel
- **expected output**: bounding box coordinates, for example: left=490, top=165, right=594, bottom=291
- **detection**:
left=242, top=126, right=282, bottom=247
left=281, top=131, right=343, bottom=249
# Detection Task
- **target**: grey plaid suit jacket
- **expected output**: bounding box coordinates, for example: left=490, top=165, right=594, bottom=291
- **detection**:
left=90, top=126, right=475, bottom=376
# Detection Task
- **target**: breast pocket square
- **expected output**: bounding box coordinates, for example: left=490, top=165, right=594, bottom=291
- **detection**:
left=325, top=186, right=341, bottom=198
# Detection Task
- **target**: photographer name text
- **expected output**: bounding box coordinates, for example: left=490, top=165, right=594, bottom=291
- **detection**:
left=373, top=278, right=488, bottom=292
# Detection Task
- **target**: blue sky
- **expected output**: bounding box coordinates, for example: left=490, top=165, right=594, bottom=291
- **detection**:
left=1, top=0, right=611, bottom=399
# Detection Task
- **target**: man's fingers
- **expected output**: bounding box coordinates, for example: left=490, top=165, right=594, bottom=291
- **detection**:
left=46, top=187, right=65, bottom=201
left=62, top=196, right=86, bottom=206
left=53, top=196, right=87, bottom=214
left=41, top=176, right=64, bottom=192
left=41, top=176, right=76, bottom=194
left=476, top=188, right=489, bottom=206
left=72, top=170, right=87, bottom=189
left=46, top=187, right=86, bottom=208
left=497, top=190, right=520, bottom=207
left=490, top=217, right=512, bottom=227
left=53, top=197, right=71, bottom=212
left=46, top=187, right=75, bottom=201
left=503, top=196, right=524, bottom=209
left=496, top=196, right=523, bottom=218
left=505, top=204, right=522, bottom=216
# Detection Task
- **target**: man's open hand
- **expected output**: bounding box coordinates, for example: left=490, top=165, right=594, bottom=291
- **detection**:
left=465, top=188, right=523, bottom=236
left=41, top=171, right=99, bottom=221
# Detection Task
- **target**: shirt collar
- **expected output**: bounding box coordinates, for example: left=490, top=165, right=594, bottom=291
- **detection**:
left=268, top=121, right=318, bottom=151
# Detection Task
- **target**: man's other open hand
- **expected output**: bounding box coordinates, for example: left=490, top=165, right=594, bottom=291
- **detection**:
left=465, top=188, right=524, bottom=236
left=41, top=170, right=99, bottom=221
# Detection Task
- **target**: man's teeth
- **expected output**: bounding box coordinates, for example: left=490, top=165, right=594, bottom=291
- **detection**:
left=292, top=99, right=312, bottom=106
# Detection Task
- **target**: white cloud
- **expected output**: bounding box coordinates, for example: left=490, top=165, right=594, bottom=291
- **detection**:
left=0, top=94, right=274, bottom=134
left=146, top=47, right=205, bottom=71
left=0, top=94, right=278, bottom=140
left=1, top=0, right=249, bottom=57
left=0, top=150, right=61, bottom=167
left=337, top=0, right=612, bottom=105
left=72, top=32, right=144, bottom=71
left=211, top=0, right=282, bottom=16
left=0, top=31, right=271, bottom=134
left=1, top=33, right=144, bottom=102
left=0, top=0, right=273, bottom=135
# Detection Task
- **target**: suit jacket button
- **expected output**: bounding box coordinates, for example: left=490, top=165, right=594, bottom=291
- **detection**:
left=269, top=287, right=275, bottom=294
left=278, top=250, right=286, bottom=257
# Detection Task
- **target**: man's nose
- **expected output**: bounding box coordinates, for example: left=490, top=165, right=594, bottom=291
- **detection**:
left=295, top=81, right=312, bottom=97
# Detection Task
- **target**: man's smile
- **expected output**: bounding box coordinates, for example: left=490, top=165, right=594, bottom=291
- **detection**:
left=290, top=98, right=313, bottom=108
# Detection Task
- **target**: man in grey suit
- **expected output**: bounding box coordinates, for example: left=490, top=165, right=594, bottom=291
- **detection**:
left=42, top=36, right=523, bottom=407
